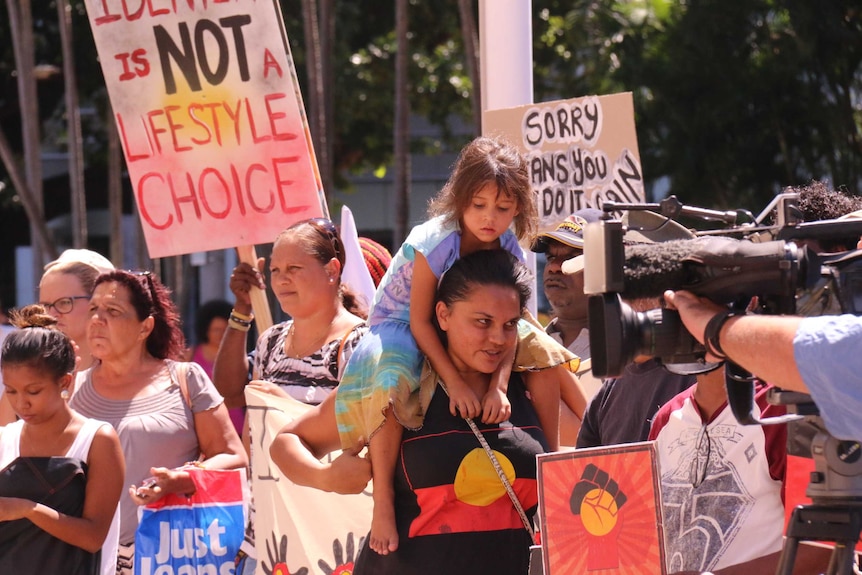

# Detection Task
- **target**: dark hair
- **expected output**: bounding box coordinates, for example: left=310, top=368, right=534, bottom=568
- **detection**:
left=1, top=305, right=75, bottom=379
left=195, top=299, right=233, bottom=344
left=94, top=270, right=186, bottom=360
left=428, top=136, right=537, bottom=241
left=274, top=218, right=366, bottom=318
left=791, top=180, right=862, bottom=251
left=435, top=249, right=532, bottom=342
left=794, top=180, right=862, bottom=222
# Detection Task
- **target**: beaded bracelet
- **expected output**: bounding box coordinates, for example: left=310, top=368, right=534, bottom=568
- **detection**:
left=231, top=309, right=253, bottom=322
left=228, top=317, right=251, bottom=332
left=229, top=311, right=253, bottom=327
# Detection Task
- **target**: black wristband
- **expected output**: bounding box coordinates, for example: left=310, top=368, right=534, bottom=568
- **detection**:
left=703, top=310, right=744, bottom=360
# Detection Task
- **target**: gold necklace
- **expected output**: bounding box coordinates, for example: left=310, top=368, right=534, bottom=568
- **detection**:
left=286, top=321, right=333, bottom=359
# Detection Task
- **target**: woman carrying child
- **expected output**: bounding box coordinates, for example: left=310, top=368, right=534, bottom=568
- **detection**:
left=335, top=136, right=583, bottom=554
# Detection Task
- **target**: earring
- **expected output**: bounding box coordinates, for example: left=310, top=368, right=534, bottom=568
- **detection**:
left=61, top=389, right=70, bottom=400
left=329, top=277, right=335, bottom=284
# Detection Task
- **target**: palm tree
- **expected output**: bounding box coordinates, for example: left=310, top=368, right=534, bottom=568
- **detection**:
left=6, top=0, right=56, bottom=274
left=57, top=0, right=87, bottom=248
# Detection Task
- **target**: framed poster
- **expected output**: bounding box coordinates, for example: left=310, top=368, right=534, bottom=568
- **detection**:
left=537, top=442, right=666, bottom=574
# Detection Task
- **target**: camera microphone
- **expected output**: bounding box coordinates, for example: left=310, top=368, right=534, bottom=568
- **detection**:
left=621, top=236, right=811, bottom=308
left=622, top=240, right=697, bottom=300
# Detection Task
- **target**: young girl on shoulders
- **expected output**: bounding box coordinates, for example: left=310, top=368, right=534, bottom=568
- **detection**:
left=336, top=136, right=580, bottom=556
left=0, top=305, right=124, bottom=575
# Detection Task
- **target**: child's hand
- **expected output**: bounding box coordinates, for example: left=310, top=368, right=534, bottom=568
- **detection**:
left=446, top=378, right=482, bottom=419
left=481, top=387, right=511, bottom=424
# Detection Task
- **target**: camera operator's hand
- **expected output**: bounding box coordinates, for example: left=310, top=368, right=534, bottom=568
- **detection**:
left=663, top=290, right=726, bottom=359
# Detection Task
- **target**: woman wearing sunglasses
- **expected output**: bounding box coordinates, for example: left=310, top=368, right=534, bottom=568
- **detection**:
left=69, top=270, right=247, bottom=573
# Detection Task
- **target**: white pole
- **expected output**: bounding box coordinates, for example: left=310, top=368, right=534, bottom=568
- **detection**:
left=479, top=0, right=539, bottom=316
left=479, top=0, right=533, bottom=113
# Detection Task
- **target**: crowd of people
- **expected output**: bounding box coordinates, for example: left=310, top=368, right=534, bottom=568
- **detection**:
left=1, top=138, right=860, bottom=574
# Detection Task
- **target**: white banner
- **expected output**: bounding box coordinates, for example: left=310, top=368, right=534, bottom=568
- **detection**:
left=245, top=388, right=372, bottom=575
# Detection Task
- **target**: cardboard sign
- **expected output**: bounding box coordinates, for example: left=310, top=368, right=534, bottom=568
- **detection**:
left=537, top=442, right=666, bottom=575
left=83, top=1, right=327, bottom=257
left=245, top=388, right=372, bottom=575
left=483, top=93, right=644, bottom=232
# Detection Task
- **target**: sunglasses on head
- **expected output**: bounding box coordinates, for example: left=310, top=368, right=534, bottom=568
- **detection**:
left=307, top=217, right=343, bottom=262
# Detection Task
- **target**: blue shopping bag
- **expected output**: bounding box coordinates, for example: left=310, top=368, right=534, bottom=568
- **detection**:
left=135, top=468, right=248, bottom=575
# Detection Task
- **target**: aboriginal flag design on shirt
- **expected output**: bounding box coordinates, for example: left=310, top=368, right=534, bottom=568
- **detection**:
left=354, top=375, right=548, bottom=575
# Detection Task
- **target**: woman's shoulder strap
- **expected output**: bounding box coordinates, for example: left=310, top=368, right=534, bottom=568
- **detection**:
left=168, top=360, right=192, bottom=408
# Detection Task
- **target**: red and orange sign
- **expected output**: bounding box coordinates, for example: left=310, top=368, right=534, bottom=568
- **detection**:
left=84, top=0, right=326, bottom=257
left=538, top=442, right=666, bottom=574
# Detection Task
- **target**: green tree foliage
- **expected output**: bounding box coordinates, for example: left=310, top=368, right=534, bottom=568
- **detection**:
left=533, top=0, right=862, bottom=210
left=1, top=1, right=859, bottom=212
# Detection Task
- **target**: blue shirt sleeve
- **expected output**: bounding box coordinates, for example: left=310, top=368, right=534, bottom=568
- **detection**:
left=794, top=314, right=862, bottom=440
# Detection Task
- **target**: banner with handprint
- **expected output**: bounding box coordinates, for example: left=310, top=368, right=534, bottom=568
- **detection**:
left=537, top=442, right=666, bottom=574
left=246, top=388, right=372, bottom=575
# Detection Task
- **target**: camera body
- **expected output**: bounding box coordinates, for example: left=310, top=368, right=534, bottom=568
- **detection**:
left=585, top=205, right=862, bottom=378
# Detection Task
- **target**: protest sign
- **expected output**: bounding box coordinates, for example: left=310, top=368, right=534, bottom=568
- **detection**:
left=83, top=0, right=327, bottom=257
left=245, top=388, right=372, bottom=575
left=135, top=468, right=248, bottom=575
left=537, top=442, right=665, bottom=574
left=483, top=92, right=644, bottom=232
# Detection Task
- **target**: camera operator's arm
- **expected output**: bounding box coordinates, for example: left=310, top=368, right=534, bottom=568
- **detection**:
left=666, top=290, right=862, bottom=441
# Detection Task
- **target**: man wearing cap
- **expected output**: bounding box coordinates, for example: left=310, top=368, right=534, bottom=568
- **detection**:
left=531, top=209, right=606, bottom=445
left=569, top=210, right=698, bottom=449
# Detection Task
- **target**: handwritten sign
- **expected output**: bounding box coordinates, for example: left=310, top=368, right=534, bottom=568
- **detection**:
left=483, top=93, right=644, bottom=231
left=84, top=0, right=327, bottom=257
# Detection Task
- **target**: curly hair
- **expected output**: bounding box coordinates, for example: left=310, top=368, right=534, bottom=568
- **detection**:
left=791, top=180, right=862, bottom=250
left=794, top=180, right=862, bottom=222
left=428, top=136, right=537, bottom=241
left=94, top=270, right=186, bottom=360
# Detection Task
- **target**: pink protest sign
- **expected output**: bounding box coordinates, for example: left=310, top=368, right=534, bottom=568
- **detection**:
left=84, top=0, right=327, bottom=257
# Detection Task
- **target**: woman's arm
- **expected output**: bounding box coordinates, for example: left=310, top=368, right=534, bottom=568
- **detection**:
left=269, top=392, right=371, bottom=494
left=0, top=424, right=125, bottom=552
left=131, top=402, right=249, bottom=502
left=410, top=253, right=481, bottom=418
left=192, top=402, right=249, bottom=471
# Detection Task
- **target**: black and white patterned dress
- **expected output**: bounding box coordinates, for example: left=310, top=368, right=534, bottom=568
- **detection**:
left=253, top=321, right=367, bottom=404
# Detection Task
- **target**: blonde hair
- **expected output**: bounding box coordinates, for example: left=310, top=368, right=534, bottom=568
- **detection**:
left=428, top=136, right=537, bottom=240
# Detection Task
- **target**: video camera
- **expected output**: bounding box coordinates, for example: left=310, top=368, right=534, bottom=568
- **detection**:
left=582, top=194, right=862, bottom=572
left=585, top=194, right=862, bottom=379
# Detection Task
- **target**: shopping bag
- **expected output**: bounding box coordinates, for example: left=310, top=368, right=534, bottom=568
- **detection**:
left=134, top=468, right=248, bottom=575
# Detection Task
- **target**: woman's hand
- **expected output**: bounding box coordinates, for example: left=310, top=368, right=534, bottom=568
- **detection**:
left=128, top=466, right=197, bottom=505
left=0, top=496, right=36, bottom=521
left=248, top=380, right=289, bottom=398
left=229, top=260, right=266, bottom=315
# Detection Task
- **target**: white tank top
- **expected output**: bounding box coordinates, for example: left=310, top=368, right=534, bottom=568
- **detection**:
left=0, top=418, right=120, bottom=575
